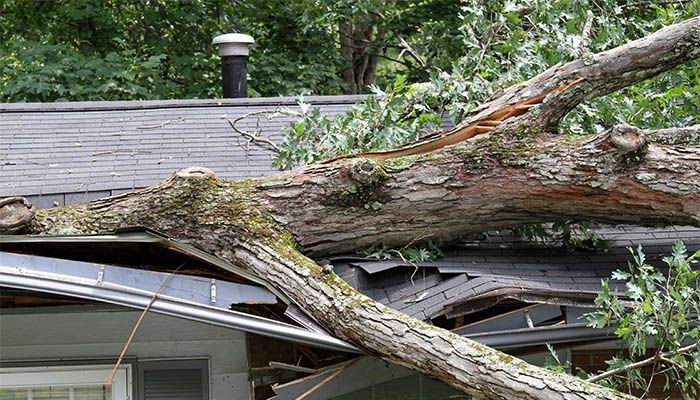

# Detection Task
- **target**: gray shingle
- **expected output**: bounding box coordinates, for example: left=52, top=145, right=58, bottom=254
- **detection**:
left=333, top=225, right=700, bottom=321
left=1, top=96, right=364, bottom=203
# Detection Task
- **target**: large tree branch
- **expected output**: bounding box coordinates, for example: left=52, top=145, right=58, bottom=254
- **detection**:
left=458, top=15, right=700, bottom=129
left=252, top=122, right=699, bottom=255
left=14, top=168, right=633, bottom=400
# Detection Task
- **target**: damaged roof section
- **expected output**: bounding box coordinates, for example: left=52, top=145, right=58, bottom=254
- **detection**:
left=0, top=228, right=278, bottom=292
left=332, top=225, right=700, bottom=323
left=0, top=251, right=277, bottom=309
left=0, top=229, right=360, bottom=353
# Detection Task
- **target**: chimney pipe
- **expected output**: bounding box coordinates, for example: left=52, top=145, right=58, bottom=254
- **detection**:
left=212, top=33, right=254, bottom=98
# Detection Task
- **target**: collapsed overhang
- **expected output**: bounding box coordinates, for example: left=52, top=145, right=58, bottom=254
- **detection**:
left=0, top=229, right=290, bottom=301
left=0, top=250, right=360, bottom=354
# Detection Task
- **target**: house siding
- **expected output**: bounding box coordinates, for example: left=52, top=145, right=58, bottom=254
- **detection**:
left=0, top=307, right=249, bottom=399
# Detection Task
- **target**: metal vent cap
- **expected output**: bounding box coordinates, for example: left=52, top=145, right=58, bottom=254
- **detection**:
left=212, top=33, right=255, bottom=57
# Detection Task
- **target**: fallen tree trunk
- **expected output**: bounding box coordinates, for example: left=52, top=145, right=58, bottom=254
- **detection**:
left=3, top=16, right=700, bottom=400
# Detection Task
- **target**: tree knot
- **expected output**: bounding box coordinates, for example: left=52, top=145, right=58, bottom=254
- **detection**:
left=347, top=159, right=386, bottom=186
left=175, top=167, right=216, bottom=179
left=0, top=197, right=35, bottom=233
left=607, top=124, right=646, bottom=154
left=327, top=159, right=390, bottom=208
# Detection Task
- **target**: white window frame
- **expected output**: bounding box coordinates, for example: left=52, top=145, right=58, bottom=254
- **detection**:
left=0, top=364, right=132, bottom=400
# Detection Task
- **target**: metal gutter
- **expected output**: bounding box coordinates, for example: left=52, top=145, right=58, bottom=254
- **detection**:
left=463, top=323, right=614, bottom=349
left=0, top=230, right=336, bottom=345
left=0, top=230, right=291, bottom=304
left=0, top=232, right=161, bottom=244
left=0, top=264, right=360, bottom=354
left=0, top=251, right=276, bottom=309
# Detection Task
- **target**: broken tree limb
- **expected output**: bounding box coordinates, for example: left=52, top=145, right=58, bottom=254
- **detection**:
left=21, top=170, right=636, bottom=400
left=9, top=16, right=700, bottom=400
left=464, top=15, right=700, bottom=129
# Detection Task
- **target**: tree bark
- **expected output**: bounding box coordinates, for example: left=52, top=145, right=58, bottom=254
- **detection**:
left=4, top=16, right=700, bottom=400
left=339, top=22, right=358, bottom=94
left=338, top=15, right=382, bottom=94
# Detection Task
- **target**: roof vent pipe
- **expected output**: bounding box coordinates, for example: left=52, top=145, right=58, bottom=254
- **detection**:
left=212, top=33, right=254, bottom=98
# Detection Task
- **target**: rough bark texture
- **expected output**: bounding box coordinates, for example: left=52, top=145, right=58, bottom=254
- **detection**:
left=256, top=122, right=699, bottom=256
left=5, top=16, right=700, bottom=400
left=21, top=169, right=635, bottom=400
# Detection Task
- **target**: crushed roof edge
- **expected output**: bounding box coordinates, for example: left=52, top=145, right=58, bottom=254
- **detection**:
left=0, top=94, right=368, bottom=113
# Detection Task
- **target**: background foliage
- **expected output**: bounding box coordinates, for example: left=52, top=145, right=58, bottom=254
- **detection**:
left=0, top=0, right=349, bottom=101
left=2, top=1, right=698, bottom=142
left=0, top=0, right=466, bottom=101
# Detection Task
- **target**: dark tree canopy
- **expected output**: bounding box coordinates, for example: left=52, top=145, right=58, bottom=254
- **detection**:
left=1, top=0, right=698, bottom=103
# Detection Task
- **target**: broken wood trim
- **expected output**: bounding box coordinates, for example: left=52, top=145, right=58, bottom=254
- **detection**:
left=269, top=361, right=318, bottom=374
left=108, top=263, right=184, bottom=385
left=453, top=304, right=563, bottom=335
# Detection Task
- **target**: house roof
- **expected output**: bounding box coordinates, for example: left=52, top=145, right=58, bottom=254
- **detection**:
left=3, top=94, right=700, bottom=357
left=0, top=96, right=362, bottom=207
left=332, top=224, right=700, bottom=322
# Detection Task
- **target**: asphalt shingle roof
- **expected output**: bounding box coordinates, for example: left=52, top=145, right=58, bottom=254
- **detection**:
left=0, top=96, right=363, bottom=207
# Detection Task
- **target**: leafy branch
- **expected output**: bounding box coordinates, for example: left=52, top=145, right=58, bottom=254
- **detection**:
left=584, top=242, right=700, bottom=398
left=362, top=239, right=444, bottom=264
left=512, top=221, right=608, bottom=251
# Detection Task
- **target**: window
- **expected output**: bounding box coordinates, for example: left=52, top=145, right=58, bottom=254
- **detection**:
left=330, top=374, right=471, bottom=400
left=0, top=365, right=131, bottom=400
